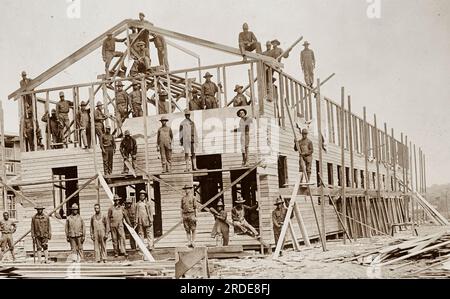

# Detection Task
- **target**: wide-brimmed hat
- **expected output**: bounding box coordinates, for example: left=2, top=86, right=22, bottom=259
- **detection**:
left=234, top=84, right=244, bottom=92
left=160, top=115, right=169, bottom=122
left=236, top=108, right=247, bottom=117
left=301, top=128, right=308, bottom=134
left=59, top=91, right=65, bottom=97
left=136, top=41, right=146, bottom=47
left=96, top=101, right=104, bottom=107
left=235, top=197, right=246, bottom=204
left=113, top=194, right=121, bottom=201
left=182, top=184, right=194, bottom=190
left=69, top=203, right=79, bottom=210
left=124, top=130, right=130, bottom=136
left=80, top=101, right=87, bottom=106
left=116, top=81, right=124, bottom=87
left=184, top=109, right=191, bottom=115
left=274, top=196, right=284, bottom=206
left=303, top=41, right=310, bottom=46
left=34, top=204, right=45, bottom=210
left=21, top=71, right=27, bottom=76
left=217, top=201, right=224, bottom=207
left=125, top=198, right=133, bottom=204
left=132, top=80, right=141, bottom=86
left=271, top=39, right=281, bottom=46
left=139, top=190, right=148, bottom=197
left=203, top=72, right=213, bottom=78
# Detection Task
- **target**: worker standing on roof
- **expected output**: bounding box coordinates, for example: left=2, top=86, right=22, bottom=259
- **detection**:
left=56, top=91, right=73, bottom=143
left=238, top=23, right=262, bottom=59
left=101, top=126, right=115, bottom=175
left=272, top=196, right=287, bottom=255
left=94, top=102, right=107, bottom=143
left=65, top=203, right=85, bottom=262
left=102, top=32, right=126, bottom=78
left=181, top=184, right=197, bottom=248
left=76, top=101, right=91, bottom=149
left=294, top=128, right=314, bottom=180
left=129, top=81, right=143, bottom=117
left=0, top=212, right=17, bottom=262
left=136, top=191, right=154, bottom=250
left=270, top=39, right=290, bottom=62
left=114, top=81, right=129, bottom=137
left=232, top=85, right=249, bottom=107
left=120, top=130, right=137, bottom=174
left=41, top=109, right=64, bottom=149
left=90, top=204, right=108, bottom=263
left=31, top=205, right=51, bottom=264
left=150, top=33, right=169, bottom=71
left=201, top=72, right=221, bottom=109
left=19, top=71, right=33, bottom=114
left=157, top=115, right=173, bottom=173
left=300, top=41, right=316, bottom=88
left=180, top=109, right=198, bottom=172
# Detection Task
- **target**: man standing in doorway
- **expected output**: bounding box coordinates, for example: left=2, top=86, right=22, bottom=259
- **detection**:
left=136, top=191, right=154, bottom=250
left=123, top=197, right=137, bottom=251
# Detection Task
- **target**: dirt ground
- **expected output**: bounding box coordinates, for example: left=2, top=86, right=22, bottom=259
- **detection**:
left=210, top=224, right=450, bottom=279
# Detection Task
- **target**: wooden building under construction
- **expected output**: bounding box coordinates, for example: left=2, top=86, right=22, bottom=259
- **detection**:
left=1, top=18, right=446, bottom=255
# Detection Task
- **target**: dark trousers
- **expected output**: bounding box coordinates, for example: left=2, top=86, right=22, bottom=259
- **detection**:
left=102, top=146, right=114, bottom=175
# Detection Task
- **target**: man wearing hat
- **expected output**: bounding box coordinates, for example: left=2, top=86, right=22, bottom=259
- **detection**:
left=108, top=195, right=129, bottom=258
left=130, top=81, right=143, bottom=117
left=94, top=101, right=107, bottom=143
left=90, top=204, right=108, bottom=263
left=188, top=89, right=204, bottom=111
left=262, top=41, right=272, bottom=57
left=120, top=130, right=137, bottom=174
left=101, top=126, right=116, bottom=175
left=56, top=91, right=73, bottom=143
left=157, top=115, right=173, bottom=173
left=123, top=198, right=137, bottom=251
left=0, top=212, right=17, bottom=261
left=211, top=201, right=230, bottom=246
left=272, top=196, right=287, bottom=254
left=31, top=204, right=51, bottom=263
left=267, top=77, right=278, bottom=103
left=65, top=203, right=86, bottom=261
left=238, top=22, right=262, bottom=57
left=157, top=88, right=170, bottom=114
left=136, top=191, right=154, bottom=250
left=181, top=184, right=197, bottom=247
left=231, top=108, right=253, bottom=166
left=269, top=39, right=290, bottom=62
left=76, top=101, right=91, bottom=149
left=41, top=109, right=64, bottom=149
left=232, top=84, right=249, bottom=107
left=200, top=72, right=220, bottom=110
left=179, top=109, right=198, bottom=172
left=114, top=81, right=129, bottom=137
left=231, top=197, right=259, bottom=237
left=19, top=71, right=33, bottom=118
left=294, top=128, right=314, bottom=180
left=300, top=41, right=316, bottom=88
left=132, top=40, right=151, bottom=75
left=102, top=32, right=126, bottom=77
left=150, top=33, right=169, bottom=71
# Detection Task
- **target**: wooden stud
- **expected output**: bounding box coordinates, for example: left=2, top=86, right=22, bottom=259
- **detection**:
left=279, top=73, right=285, bottom=127
left=316, top=78, right=326, bottom=250
left=363, top=107, right=372, bottom=236
left=222, top=66, right=228, bottom=103
left=340, top=88, right=347, bottom=242
left=89, top=86, right=97, bottom=174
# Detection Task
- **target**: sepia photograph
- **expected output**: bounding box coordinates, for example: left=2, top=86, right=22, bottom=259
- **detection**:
left=0, top=0, right=449, bottom=286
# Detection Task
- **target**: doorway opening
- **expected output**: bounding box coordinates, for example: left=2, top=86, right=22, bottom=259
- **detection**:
left=52, top=166, right=79, bottom=219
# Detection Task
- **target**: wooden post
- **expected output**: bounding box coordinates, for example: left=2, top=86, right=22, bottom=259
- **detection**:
left=222, top=66, right=228, bottom=104
left=384, top=123, right=390, bottom=192
left=89, top=86, right=97, bottom=174
left=31, top=93, right=38, bottom=151
left=250, top=64, right=256, bottom=117
left=142, top=77, right=150, bottom=175
left=154, top=76, right=160, bottom=114
left=374, top=115, right=381, bottom=200
left=257, top=61, right=265, bottom=114
left=401, top=134, right=406, bottom=194
left=409, top=141, right=414, bottom=224
left=316, top=78, right=326, bottom=250
left=167, top=73, right=173, bottom=113
left=423, top=154, right=427, bottom=194
left=340, top=88, right=347, bottom=243
left=392, top=128, right=397, bottom=192
left=363, top=107, right=372, bottom=237
left=45, top=92, right=51, bottom=149
left=279, top=73, right=285, bottom=127
left=0, top=102, right=6, bottom=209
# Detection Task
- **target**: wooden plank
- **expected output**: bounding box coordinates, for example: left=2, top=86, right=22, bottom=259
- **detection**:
left=316, top=78, right=326, bottom=250
left=9, top=20, right=129, bottom=99
left=363, top=107, right=372, bottom=236
left=340, top=88, right=347, bottom=242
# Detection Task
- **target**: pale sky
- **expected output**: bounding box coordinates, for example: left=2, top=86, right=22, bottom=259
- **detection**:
left=1, top=0, right=449, bottom=186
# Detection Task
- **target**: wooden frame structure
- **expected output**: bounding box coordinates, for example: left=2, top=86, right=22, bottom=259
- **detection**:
left=5, top=18, right=445, bottom=255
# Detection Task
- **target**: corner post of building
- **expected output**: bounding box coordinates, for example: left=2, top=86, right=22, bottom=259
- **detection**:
left=363, top=107, right=372, bottom=236
left=316, top=78, right=326, bottom=250
left=340, top=87, right=347, bottom=242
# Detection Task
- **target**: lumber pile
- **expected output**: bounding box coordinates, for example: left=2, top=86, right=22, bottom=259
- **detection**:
left=348, top=230, right=450, bottom=269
